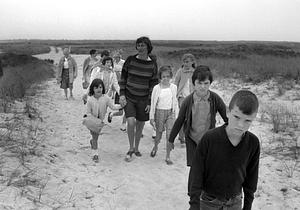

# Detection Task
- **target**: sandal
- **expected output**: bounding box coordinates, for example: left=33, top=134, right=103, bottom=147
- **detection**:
left=134, top=151, right=142, bottom=157
left=165, top=158, right=173, bottom=165
left=92, top=155, right=99, bottom=163
left=125, top=150, right=134, bottom=162
left=150, top=149, right=157, bottom=157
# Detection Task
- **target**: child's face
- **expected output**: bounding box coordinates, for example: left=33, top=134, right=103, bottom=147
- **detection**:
left=93, top=85, right=103, bottom=97
left=183, top=58, right=193, bottom=69
left=104, top=60, right=113, bottom=69
left=227, top=105, right=257, bottom=137
left=161, top=71, right=171, bottom=85
left=194, top=79, right=210, bottom=97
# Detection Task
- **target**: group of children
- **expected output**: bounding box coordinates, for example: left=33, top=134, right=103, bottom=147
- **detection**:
left=81, top=47, right=260, bottom=210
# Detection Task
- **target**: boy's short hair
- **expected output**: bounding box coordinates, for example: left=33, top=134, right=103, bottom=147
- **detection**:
left=89, top=78, right=105, bottom=96
left=101, top=56, right=114, bottom=68
left=136, top=36, right=153, bottom=54
left=192, top=65, right=213, bottom=85
left=89, top=49, right=97, bottom=55
left=101, top=50, right=110, bottom=58
left=229, top=90, right=259, bottom=115
left=182, top=53, right=196, bottom=68
left=158, top=65, right=173, bottom=79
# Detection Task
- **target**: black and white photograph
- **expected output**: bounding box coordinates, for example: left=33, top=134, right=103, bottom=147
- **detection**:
left=0, top=0, right=300, bottom=209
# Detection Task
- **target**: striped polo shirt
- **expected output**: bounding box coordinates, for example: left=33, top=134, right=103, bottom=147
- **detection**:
left=119, top=55, right=158, bottom=103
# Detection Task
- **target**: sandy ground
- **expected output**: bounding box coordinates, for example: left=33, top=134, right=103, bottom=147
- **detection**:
left=0, top=47, right=299, bottom=209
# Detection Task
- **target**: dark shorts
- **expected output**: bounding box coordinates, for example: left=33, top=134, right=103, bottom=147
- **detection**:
left=60, top=68, right=73, bottom=89
left=124, top=97, right=149, bottom=122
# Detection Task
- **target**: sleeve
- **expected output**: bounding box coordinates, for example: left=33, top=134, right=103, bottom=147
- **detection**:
left=174, top=69, right=181, bottom=88
left=73, top=58, right=78, bottom=78
left=242, top=139, right=260, bottom=210
left=119, top=57, right=130, bottom=96
left=148, top=61, right=159, bottom=105
left=149, top=85, right=158, bottom=120
left=189, top=135, right=208, bottom=210
left=216, top=94, right=228, bottom=124
left=168, top=97, right=188, bottom=143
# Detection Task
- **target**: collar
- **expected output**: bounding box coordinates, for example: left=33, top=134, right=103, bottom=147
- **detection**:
left=193, top=91, right=210, bottom=102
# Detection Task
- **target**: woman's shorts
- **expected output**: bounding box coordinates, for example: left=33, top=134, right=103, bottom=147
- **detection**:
left=124, top=97, right=149, bottom=121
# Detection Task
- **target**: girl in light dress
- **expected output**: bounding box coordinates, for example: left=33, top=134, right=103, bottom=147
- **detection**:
left=149, top=66, right=179, bottom=165
left=84, top=78, right=121, bottom=163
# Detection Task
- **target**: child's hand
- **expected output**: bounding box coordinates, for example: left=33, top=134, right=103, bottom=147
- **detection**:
left=119, top=95, right=127, bottom=107
left=150, top=119, right=156, bottom=130
left=167, top=142, right=174, bottom=151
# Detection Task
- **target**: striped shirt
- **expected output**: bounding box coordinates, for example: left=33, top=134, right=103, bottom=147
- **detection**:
left=119, top=55, right=158, bottom=104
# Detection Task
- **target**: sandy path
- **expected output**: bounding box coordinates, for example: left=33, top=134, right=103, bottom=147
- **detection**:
left=32, top=47, right=190, bottom=210
left=25, top=47, right=300, bottom=210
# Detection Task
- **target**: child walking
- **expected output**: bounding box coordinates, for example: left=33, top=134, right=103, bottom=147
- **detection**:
left=189, top=90, right=260, bottom=210
left=83, top=56, right=119, bottom=104
left=174, top=53, right=197, bottom=144
left=149, top=66, right=179, bottom=165
left=168, top=66, right=228, bottom=193
left=84, top=78, right=121, bottom=163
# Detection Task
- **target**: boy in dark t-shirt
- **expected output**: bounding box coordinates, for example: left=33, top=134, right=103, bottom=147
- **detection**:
left=189, top=90, right=260, bottom=210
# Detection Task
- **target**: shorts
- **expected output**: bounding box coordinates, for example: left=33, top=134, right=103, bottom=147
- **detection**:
left=154, top=109, right=174, bottom=133
left=60, top=68, right=73, bottom=89
left=124, top=97, right=149, bottom=121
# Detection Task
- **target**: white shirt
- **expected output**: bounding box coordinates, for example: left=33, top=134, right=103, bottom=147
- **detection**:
left=157, top=88, right=173, bottom=110
left=63, top=58, right=69, bottom=69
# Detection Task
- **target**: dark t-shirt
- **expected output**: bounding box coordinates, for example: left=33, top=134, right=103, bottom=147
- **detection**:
left=189, top=124, right=260, bottom=210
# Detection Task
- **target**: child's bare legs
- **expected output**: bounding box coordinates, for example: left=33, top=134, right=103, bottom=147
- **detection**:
left=165, top=113, right=174, bottom=164
left=151, top=131, right=162, bottom=157
left=90, top=131, right=99, bottom=162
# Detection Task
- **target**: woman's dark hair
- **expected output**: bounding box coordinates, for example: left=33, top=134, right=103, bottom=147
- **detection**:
left=100, top=50, right=110, bottom=58
left=136, top=36, right=153, bottom=54
left=101, top=56, right=114, bottom=68
left=89, top=49, right=97, bottom=55
left=192, top=65, right=213, bottom=85
left=158, top=65, right=173, bottom=79
left=88, top=78, right=105, bottom=96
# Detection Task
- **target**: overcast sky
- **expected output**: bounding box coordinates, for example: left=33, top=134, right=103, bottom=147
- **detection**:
left=0, top=0, right=299, bottom=41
